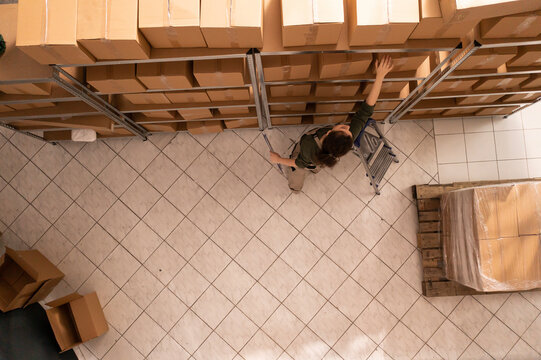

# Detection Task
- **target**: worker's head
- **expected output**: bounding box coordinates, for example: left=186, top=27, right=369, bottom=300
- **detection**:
left=316, top=125, right=354, bottom=167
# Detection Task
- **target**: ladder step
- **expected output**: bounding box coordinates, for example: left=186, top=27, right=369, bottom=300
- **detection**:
left=370, top=152, right=394, bottom=185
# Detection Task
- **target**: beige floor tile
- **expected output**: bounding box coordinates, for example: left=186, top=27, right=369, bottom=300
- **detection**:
left=102, top=337, right=143, bottom=360
left=448, top=296, right=493, bottom=339
left=103, top=291, right=142, bottom=334
left=58, top=247, right=96, bottom=290
left=376, top=275, right=419, bottom=319
left=55, top=203, right=94, bottom=245
left=330, top=277, right=372, bottom=321
left=54, top=159, right=94, bottom=200
left=190, top=239, right=231, bottom=282
left=33, top=226, right=73, bottom=265
left=162, top=132, right=204, bottom=170
left=380, top=322, right=424, bottom=360
left=402, top=297, right=446, bottom=342
left=348, top=206, right=390, bottom=250
left=281, top=234, right=323, bottom=277
left=75, top=140, right=115, bottom=176
left=262, top=305, right=304, bottom=350
left=100, top=245, right=140, bottom=287
left=260, top=258, right=301, bottom=302
left=427, top=320, right=472, bottom=360
left=11, top=205, right=50, bottom=247
left=122, top=266, right=164, bottom=309
left=216, top=307, right=258, bottom=351
left=372, top=228, right=415, bottom=272
left=170, top=310, right=212, bottom=354
left=146, top=288, right=187, bottom=332
left=475, top=317, right=520, bottom=359
left=286, top=327, right=331, bottom=360
left=309, top=302, right=351, bottom=346
left=240, top=330, right=283, bottom=360
left=11, top=162, right=49, bottom=202
left=278, top=192, right=319, bottom=231
left=305, top=256, right=347, bottom=299
left=143, top=198, right=183, bottom=239
left=327, top=231, right=368, bottom=274
left=84, top=325, right=120, bottom=359
left=144, top=242, right=186, bottom=285
left=141, top=153, right=182, bottom=195
left=207, top=131, right=249, bottom=167
left=214, top=261, right=255, bottom=305
left=209, top=170, right=251, bottom=212
left=230, top=147, right=272, bottom=188
left=496, top=294, right=540, bottom=335
left=323, top=185, right=364, bottom=228
left=194, top=332, right=236, bottom=360
left=121, top=221, right=162, bottom=263
left=302, top=210, right=344, bottom=252
left=165, top=173, right=206, bottom=216
left=79, top=269, right=119, bottom=307
left=233, top=192, right=274, bottom=233
left=167, top=218, right=208, bottom=260
left=212, top=215, right=253, bottom=258
left=120, top=177, right=160, bottom=218
left=188, top=194, right=229, bottom=236
left=351, top=253, right=393, bottom=296
left=192, top=286, right=234, bottom=329
left=186, top=150, right=227, bottom=192
left=256, top=213, right=298, bottom=255
left=119, top=138, right=160, bottom=173
left=33, top=182, right=72, bottom=223
left=99, top=201, right=139, bottom=241
left=333, top=325, right=377, bottom=360
left=147, top=335, right=189, bottom=360
left=302, top=170, right=341, bottom=207
left=236, top=237, right=276, bottom=280
left=254, top=168, right=292, bottom=210
left=97, top=156, right=138, bottom=197
left=77, top=224, right=118, bottom=267
left=356, top=299, right=398, bottom=345
left=76, top=179, right=116, bottom=221
left=238, top=283, right=280, bottom=327
left=284, top=280, right=326, bottom=324
left=168, top=264, right=209, bottom=306
left=124, top=313, right=166, bottom=356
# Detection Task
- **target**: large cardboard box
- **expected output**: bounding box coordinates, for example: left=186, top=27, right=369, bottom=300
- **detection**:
left=207, top=89, right=250, bottom=102
left=315, top=102, right=356, bottom=113
left=16, top=0, right=95, bottom=65
left=136, top=62, right=194, bottom=90
left=348, top=0, right=419, bottom=46
left=0, top=248, right=64, bottom=312
left=371, top=112, right=389, bottom=120
left=315, top=83, right=360, bottom=97
left=142, top=111, right=176, bottom=119
left=409, top=109, right=444, bottom=116
left=0, top=105, right=14, bottom=112
left=166, top=91, right=211, bottom=103
left=187, top=120, right=224, bottom=134
left=362, top=81, right=408, bottom=95
left=281, top=0, right=344, bottom=47
left=442, top=108, right=478, bottom=116
left=224, top=118, right=259, bottom=128
left=440, top=0, right=541, bottom=25
left=270, top=103, right=307, bottom=112
left=318, top=53, right=372, bottom=79
left=139, top=122, right=178, bottom=132
left=476, top=106, right=518, bottom=115
left=458, top=48, right=517, bottom=70
left=375, top=101, right=400, bottom=110
left=521, top=75, right=541, bottom=89
left=0, top=83, right=51, bottom=96
left=377, top=53, right=429, bottom=73
left=433, top=79, right=479, bottom=92
left=77, top=0, right=150, bottom=60
left=46, top=292, right=108, bottom=352
left=502, top=93, right=540, bottom=103
left=178, top=108, right=213, bottom=120
left=313, top=114, right=348, bottom=124
left=472, top=75, right=528, bottom=91
left=217, top=107, right=251, bottom=115
left=480, top=11, right=541, bottom=38
left=138, top=0, right=206, bottom=48
left=122, top=93, right=171, bottom=105
left=269, top=85, right=312, bottom=97
left=271, top=116, right=302, bottom=125
left=9, top=116, right=114, bottom=132
left=193, top=59, right=245, bottom=87
left=508, top=45, right=541, bottom=67
left=87, top=65, right=146, bottom=94
left=201, top=0, right=263, bottom=47
left=8, top=102, right=56, bottom=110
left=263, top=55, right=313, bottom=81
left=456, top=94, right=503, bottom=105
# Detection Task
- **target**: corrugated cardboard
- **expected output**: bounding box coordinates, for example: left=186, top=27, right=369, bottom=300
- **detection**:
left=206, top=88, right=250, bottom=101
left=178, top=108, right=213, bottom=120
left=315, top=83, right=360, bottom=97
left=475, top=187, right=499, bottom=240
left=0, top=247, right=64, bottom=312
left=187, top=120, right=224, bottom=134
left=516, top=183, right=541, bottom=235
left=281, top=0, right=344, bottom=47
left=480, top=11, right=541, bottom=38
left=16, top=0, right=95, bottom=65
left=0, top=105, right=14, bottom=112
left=433, top=79, right=479, bottom=92
left=193, top=59, right=245, bottom=87
left=440, top=0, right=541, bottom=24
left=87, top=65, right=146, bottom=94
left=521, top=75, right=541, bottom=89
left=497, top=186, right=518, bottom=238
left=502, top=93, right=540, bottom=103
left=348, top=0, right=420, bottom=46
left=166, top=91, right=211, bottom=103
left=271, top=116, right=302, bottom=125
left=377, top=53, right=429, bottom=72
left=122, top=93, right=171, bottom=105
left=201, top=0, right=263, bottom=48
left=457, top=48, right=517, bottom=70
left=263, top=55, right=313, bottom=81
left=375, top=101, right=400, bottom=110
left=0, top=83, right=52, bottom=96
left=224, top=118, right=259, bottom=128
left=371, top=112, right=389, bottom=120
left=409, top=109, right=444, bottom=116
left=313, top=114, right=348, bottom=124
left=456, top=94, right=503, bottom=105
left=315, top=102, right=355, bottom=113
left=8, top=102, right=56, bottom=110
left=508, top=45, right=541, bottom=67
left=77, top=0, right=150, bottom=60
left=362, top=81, right=408, bottom=95
left=9, top=116, right=114, bottom=132
left=269, top=85, right=312, bottom=97
left=479, top=239, right=504, bottom=282
left=472, top=75, right=528, bottom=90
left=270, top=103, right=307, bottom=111
left=318, top=53, right=372, bottom=79
left=522, top=235, right=541, bottom=281
left=476, top=106, right=518, bottom=115
left=140, top=122, right=178, bottom=132
left=138, top=0, right=206, bottom=48
left=442, top=108, right=478, bottom=116
left=136, top=62, right=194, bottom=90
left=142, top=111, right=176, bottom=119
left=217, top=107, right=251, bottom=115
left=46, top=292, right=108, bottom=352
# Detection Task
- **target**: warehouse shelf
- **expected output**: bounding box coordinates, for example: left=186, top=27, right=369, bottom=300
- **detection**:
left=95, top=84, right=251, bottom=96
left=0, top=102, right=102, bottom=121
left=448, top=66, right=541, bottom=80
left=425, top=88, right=541, bottom=100
left=118, top=100, right=256, bottom=113
left=0, top=85, right=83, bottom=105
left=131, top=112, right=259, bottom=124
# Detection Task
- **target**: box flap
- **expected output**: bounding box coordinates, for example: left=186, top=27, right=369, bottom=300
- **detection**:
left=46, top=292, right=82, bottom=308
left=140, top=0, right=200, bottom=28
left=201, top=0, right=231, bottom=28
left=420, top=0, right=442, bottom=18
left=232, top=0, right=263, bottom=27
left=388, top=0, right=419, bottom=23
left=354, top=0, right=388, bottom=26
left=15, top=0, right=45, bottom=46
left=5, top=248, right=64, bottom=281
left=46, top=305, right=81, bottom=351
left=282, top=0, right=313, bottom=26
left=313, top=0, right=344, bottom=24
left=70, top=292, right=108, bottom=341
left=77, top=0, right=107, bottom=40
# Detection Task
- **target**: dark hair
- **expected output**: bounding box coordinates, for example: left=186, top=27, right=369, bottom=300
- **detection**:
left=316, top=130, right=353, bottom=168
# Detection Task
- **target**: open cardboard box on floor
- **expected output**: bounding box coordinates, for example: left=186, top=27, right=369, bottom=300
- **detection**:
left=0, top=248, right=64, bottom=313
left=45, top=292, right=108, bottom=352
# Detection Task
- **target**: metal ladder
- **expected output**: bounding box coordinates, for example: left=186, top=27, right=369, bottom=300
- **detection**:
left=352, top=118, right=399, bottom=195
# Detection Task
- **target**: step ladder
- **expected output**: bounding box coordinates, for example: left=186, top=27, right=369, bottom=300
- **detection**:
left=352, top=119, right=399, bottom=195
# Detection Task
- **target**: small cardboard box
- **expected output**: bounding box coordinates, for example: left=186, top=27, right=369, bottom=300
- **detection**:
left=10, top=116, right=114, bottom=132
left=193, top=59, right=245, bottom=87
left=138, top=0, right=206, bottom=48
left=281, top=0, right=344, bottom=47
left=122, top=93, right=171, bottom=105
left=217, top=107, right=251, bottom=115
left=476, top=106, right=518, bottom=116
left=270, top=103, right=307, bottom=112
left=480, top=11, right=541, bottom=38
left=201, top=0, right=263, bottom=48
left=348, top=0, right=420, bottom=46
left=271, top=116, right=302, bottom=125
left=508, top=45, right=541, bottom=67
left=87, top=65, right=146, bottom=94
left=375, top=101, right=400, bottom=110
left=410, top=0, right=479, bottom=39
left=187, top=120, right=224, bottom=134
left=15, top=0, right=95, bottom=65
left=0, top=247, right=64, bottom=312
left=224, top=118, right=259, bottom=128
left=501, top=93, right=540, bottom=103
left=362, top=81, right=408, bottom=95
left=206, top=89, right=250, bottom=102
left=136, top=62, right=194, bottom=90
left=376, top=53, right=429, bottom=73
left=269, top=85, right=312, bottom=98
left=433, top=79, right=479, bottom=92
left=178, top=108, right=213, bottom=120
left=456, top=94, right=503, bottom=105
left=8, top=102, right=56, bottom=110
left=440, top=0, right=541, bottom=25
left=315, top=102, right=356, bottom=113
left=142, top=111, right=176, bottom=119
left=442, top=108, right=478, bottom=116
left=140, top=122, right=178, bottom=132
left=457, top=48, right=517, bottom=70
left=409, top=109, right=444, bottom=116
left=315, top=83, right=360, bottom=97
left=313, top=114, right=348, bottom=124
left=318, top=53, right=372, bottom=79
left=46, top=292, right=108, bottom=352
left=521, top=75, right=541, bottom=89
left=77, top=0, right=150, bottom=60
left=166, top=91, right=211, bottom=103
left=263, top=55, right=313, bottom=81
left=0, top=83, right=51, bottom=96
left=472, top=75, right=528, bottom=91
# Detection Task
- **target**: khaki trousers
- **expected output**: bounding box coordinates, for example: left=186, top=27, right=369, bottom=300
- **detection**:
left=287, top=141, right=320, bottom=191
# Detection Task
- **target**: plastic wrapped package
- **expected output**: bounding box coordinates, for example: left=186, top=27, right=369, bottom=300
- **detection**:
left=442, top=182, right=541, bottom=292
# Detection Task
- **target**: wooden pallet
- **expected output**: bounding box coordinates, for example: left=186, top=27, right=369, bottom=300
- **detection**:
left=413, top=178, right=540, bottom=297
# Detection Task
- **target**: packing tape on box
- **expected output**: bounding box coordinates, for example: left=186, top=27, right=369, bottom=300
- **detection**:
left=338, top=54, right=352, bottom=77
left=281, top=56, right=292, bottom=80
left=497, top=78, right=514, bottom=88
left=512, top=15, right=538, bottom=36
left=374, top=25, right=392, bottom=45
left=225, top=0, right=240, bottom=47
left=305, top=25, right=319, bottom=45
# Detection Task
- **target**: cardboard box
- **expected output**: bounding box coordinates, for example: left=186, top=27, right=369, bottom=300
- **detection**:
left=178, top=108, right=213, bottom=120
left=376, top=53, right=429, bottom=72
left=315, top=102, right=356, bottom=113
left=508, top=45, right=541, bottom=67
left=318, top=53, right=372, bottom=79
left=522, top=235, right=541, bottom=281
left=206, top=89, right=250, bottom=102
left=371, top=112, right=389, bottom=120
left=224, top=118, right=259, bottom=128
left=139, top=122, right=178, bottom=132
left=122, top=93, right=171, bottom=105
left=440, top=0, right=541, bottom=25
left=313, top=114, right=348, bottom=124
left=0, top=247, right=64, bottom=312
left=315, top=83, right=360, bottom=97
left=516, top=183, right=541, bottom=235
left=46, top=292, right=108, bottom=352
left=87, top=65, right=146, bottom=94
left=0, top=105, right=14, bottom=112
left=217, top=107, right=251, bottom=115
left=480, top=11, right=541, bottom=38
left=136, top=62, right=194, bottom=90
left=9, top=116, right=114, bottom=132
left=193, top=59, right=245, bottom=87
left=0, top=83, right=51, bottom=96
left=521, top=75, right=541, bottom=89
left=142, top=111, right=176, bottom=119
left=472, top=75, right=528, bottom=90
left=433, top=79, right=479, bottom=92
left=138, top=0, right=206, bottom=48
left=442, top=108, right=478, bottom=116
left=457, top=48, right=517, bottom=70
left=476, top=106, right=518, bottom=115
left=77, top=0, right=150, bottom=60
left=409, top=109, right=444, bottom=116
left=166, top=91, right=211, bottom=103
left=281, top=0, right=344, bottom=47
left=502, top=93, right=540, bottom=103
left=348, top=0, right=420, bottom=46
left=271, top=116, right=302, bottom=125
left=375, top=101, right=400, bottom=110
left=16, top=0, right=95, bottom=65
left=456, top=94, right=503, bottom=105
left=362, top=81, right=408, bottom=95
left=8, top=102, right=56, bottom=110
left=201, top=0, right=263, bottom=47
left=270, top=103, right=307, bottom=112
left=187, top=120, right=224, bottom=134
left=263, top=55, right=313, bottom=81
left=269, top=85, right=312, bottom=97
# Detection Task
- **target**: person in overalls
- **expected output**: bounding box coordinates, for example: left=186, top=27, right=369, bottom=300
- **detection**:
left=269, top=55, right=394, bottom=191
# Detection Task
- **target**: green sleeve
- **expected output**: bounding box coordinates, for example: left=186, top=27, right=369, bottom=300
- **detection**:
left=294, top=136, right=318, bottom=169
left=349, top=102, right=375, bottom=140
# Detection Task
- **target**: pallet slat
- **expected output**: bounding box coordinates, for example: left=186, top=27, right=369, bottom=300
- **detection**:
left=417, top=198, right=440, bottom=211
left=419, top=211, right=440, bottom=221
left=417, top=233, right=440, bottom=249
left=419, top=221, right=440, bottom=232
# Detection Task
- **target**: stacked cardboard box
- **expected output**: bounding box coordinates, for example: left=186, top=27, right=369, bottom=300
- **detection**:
left=376, top=53, right=429, bottom=73
left=143, top=111, right=176, bottom=119
left=166, top=91, right=211, bottom=103
left=207, top=89, right=250, bottom=102
left=456, top=95, right=504, bottom=105
left=122, top=93, right=171, bottom=105
left=224, top=118, right=259, bottom=128
left=480, top=11, right=541, bottom=38
left=315, top=83, right=360, bottom=97
left=269, top=85, right=312, bottom=98
left=476, top=106, right=518, bottom=115
left=193, top=59, right=245, bottom=87
left=318, top=53, right=373, bottom=79
left=270, top=104, right=307, bottom=112
left=187, top=120, right=224, bottom=134
left=315, top=103, right=356, bottom=113
left=502, top=93, right=540, bottom=103
left=362, top=81, right=409, bottom=95
left=313, top=114, right=348, bottom=124
left=87, top=65, right=146, bottom=94
left=178, top=108, right=213, bottom=120
left=263, top=55, right=313, bottom=81
left=442, top=108, right=478, bottom=116
left=508, top=45, right=541, bottom=67
left=521, top=75, right=541, bottom=89
left=271, top=116, right=302, bottom=125
left=217, top=107, right=251, bottom=115
left=472, top=75, right=528, bottom=90
left=433, top=79, right=479, bottom=92
left=136, top=62, right=194, bottom=90
left=139, top=122, right=178, bottom=132
left=457, top=48, right=517, bottom=70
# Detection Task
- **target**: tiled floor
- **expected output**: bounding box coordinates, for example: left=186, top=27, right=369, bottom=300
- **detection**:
left=0, top=103, right=540, bottom=360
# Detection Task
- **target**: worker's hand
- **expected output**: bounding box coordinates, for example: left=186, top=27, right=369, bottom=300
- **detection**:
left=375, top=55, right=393, bottom=78
left=269, top=151, right=281, bottom=164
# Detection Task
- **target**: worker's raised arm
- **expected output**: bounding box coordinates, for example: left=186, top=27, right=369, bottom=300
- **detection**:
left=366, top=55, right=394, bottom=106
